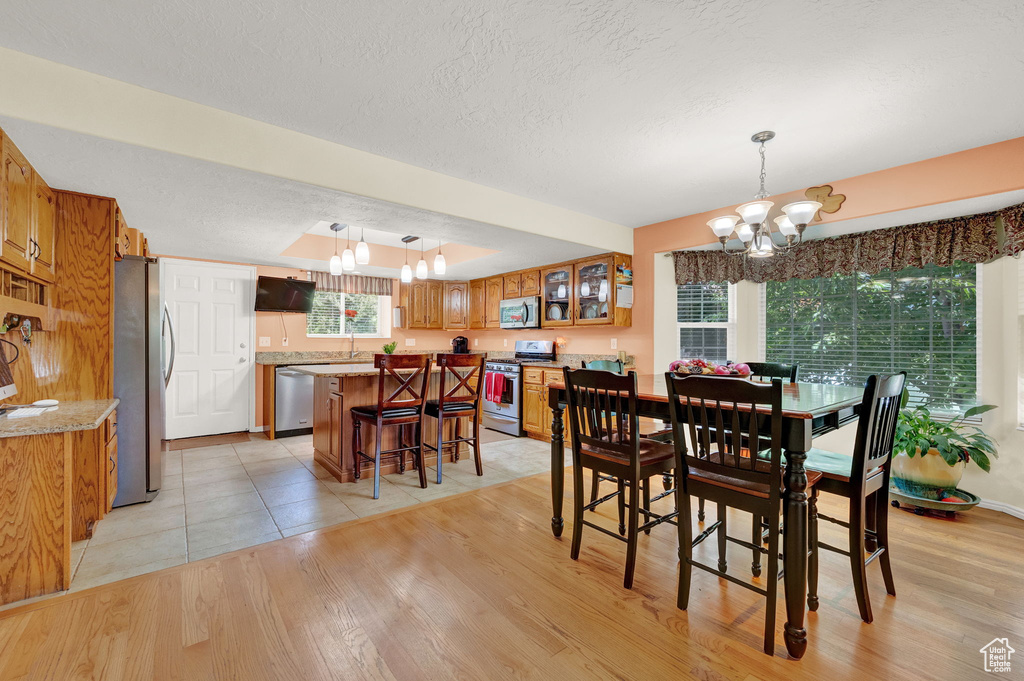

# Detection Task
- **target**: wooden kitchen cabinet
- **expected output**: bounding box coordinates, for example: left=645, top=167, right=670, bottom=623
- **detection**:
left=114, top=208, right=131, bottom=260
left=1, top=136, right=33, bottom=273
left=444, top=281, right=468, bottom=329
left=427, top=280, right=444, bottom=329
left=573, top=253, right=632, bottom=327
left=105, top=436, right=118, bottom=511
left=484, top=277, right=502, bottom=328
left=31, top=175, right=56, bottom=283
left=520, top=270, right=541, bottom=297
left=522, top=383, right=547, bottom=434
left=328, top=391, right=344, bottom=467
left=469, top=279, right=485, bottom=329
left=503, top=273, right=521, bottom=298
left=540, top=265, right=574, bottom=327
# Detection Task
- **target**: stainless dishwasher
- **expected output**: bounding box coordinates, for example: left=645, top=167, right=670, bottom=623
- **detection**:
left=274, top=366, right=315, bottom=437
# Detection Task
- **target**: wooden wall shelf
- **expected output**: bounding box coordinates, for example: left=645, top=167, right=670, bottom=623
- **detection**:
left=0, top=294, right=52, bottom=330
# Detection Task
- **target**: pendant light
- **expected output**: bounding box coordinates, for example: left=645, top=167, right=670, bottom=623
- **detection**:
left=415, top=238, right=428, bottom=279
left=355, top=226, right=370, bottom=265
left=400, top=239, right=413, bottom=283
left=329, top=223, right=343, bottom=275
left=433, top=240, right=447, bottom=275
left=341, top=225, right=356, bottom=272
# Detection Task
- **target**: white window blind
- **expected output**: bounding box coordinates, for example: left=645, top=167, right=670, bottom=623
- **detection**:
left=764, top=261, right=978, bottom=412
left=306, top=291, right=388, bottom=337
left=677, top=283, right=735, bottom=364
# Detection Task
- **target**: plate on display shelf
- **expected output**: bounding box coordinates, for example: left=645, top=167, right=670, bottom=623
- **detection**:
left=583, top=304, right=599, bottom=319
left=547, top=304, right=563, bottom=321
left=599, top=302, right=608, bottom=317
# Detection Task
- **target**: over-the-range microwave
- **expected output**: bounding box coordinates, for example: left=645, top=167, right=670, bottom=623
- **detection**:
left=499, top=296, right=541, bottom=329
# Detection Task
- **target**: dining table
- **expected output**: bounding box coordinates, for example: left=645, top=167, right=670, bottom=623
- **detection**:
left=546, top=373, right=866, bottom=659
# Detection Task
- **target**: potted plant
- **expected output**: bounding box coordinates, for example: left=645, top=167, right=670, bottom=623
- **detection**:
left=891, top=403, right=998, bottom=500
left=382, top=341, right=397, bottom=354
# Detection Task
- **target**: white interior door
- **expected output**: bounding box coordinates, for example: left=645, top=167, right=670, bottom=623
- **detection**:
left=162, top=259, right=254, bottom=439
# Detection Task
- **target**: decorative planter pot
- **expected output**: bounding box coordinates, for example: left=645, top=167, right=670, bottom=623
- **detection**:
left=891, top=448, right=965, bottom=499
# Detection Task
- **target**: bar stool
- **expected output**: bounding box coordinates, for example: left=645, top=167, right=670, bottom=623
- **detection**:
left=424, top=353, right=486, bottom=483
left=351, top=353, right=432, bottom=499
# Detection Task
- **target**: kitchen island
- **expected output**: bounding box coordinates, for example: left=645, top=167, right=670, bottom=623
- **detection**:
left=293, top=363, right=471, bottom=484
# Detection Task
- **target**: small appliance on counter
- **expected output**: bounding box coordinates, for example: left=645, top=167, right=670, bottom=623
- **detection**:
left=482, top=340, right=557, bottom=436
left=451, top=336, right=469, bottom=353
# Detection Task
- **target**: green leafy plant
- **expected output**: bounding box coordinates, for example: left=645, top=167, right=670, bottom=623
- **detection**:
left=893, top=402, right=998, bottom=472
left=382, top=341, right=397, bottom=354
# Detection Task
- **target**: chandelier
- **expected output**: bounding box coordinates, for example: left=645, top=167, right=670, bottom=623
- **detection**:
left=706, top=131, right=822, bottom=257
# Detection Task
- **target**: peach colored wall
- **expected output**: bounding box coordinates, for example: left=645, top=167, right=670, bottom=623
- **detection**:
left=629, top=136, right=1024, bottom=374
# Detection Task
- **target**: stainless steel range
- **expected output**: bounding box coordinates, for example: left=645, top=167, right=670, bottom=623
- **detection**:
left=482, top=340, right=557, bottom=436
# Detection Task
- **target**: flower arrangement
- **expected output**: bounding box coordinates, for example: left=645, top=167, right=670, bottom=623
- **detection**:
left=344, top=308, right=359, bottom=318
left=669, top=358, right=752, bottom=377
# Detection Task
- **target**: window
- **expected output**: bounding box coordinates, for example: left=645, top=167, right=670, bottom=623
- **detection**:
left=306, top=291, right=389, bottom=338
left=677, top=283, right=734, bottom=364
left=764, top=262, right=978, bottom=411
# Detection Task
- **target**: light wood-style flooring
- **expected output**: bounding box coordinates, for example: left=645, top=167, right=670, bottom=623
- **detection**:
left=0, top=470, right=1021, bottom=680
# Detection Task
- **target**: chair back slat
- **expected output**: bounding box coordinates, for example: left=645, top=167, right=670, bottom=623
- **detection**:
left=666, top=374, right=785, bottom=499
left=851, top=372, right=907, bottom=486
left=373, top=353, right=432, bottom=412
left=435, top=353, right=485, bottom=409
left=745, top=361, right=799, bottom=383
left=563, top=368, right=640, bottom=468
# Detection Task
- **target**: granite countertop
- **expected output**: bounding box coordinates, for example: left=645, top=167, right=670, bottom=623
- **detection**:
left=291, top=364, right=449, bottom=378
left=0, top=399, right=119, bottom=438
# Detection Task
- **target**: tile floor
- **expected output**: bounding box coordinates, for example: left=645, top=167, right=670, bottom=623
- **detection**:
left=68, top=429, right=554, bottom=592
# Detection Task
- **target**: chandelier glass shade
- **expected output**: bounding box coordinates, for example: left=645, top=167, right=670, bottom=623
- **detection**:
left=355, top=227, right=370, bottom=265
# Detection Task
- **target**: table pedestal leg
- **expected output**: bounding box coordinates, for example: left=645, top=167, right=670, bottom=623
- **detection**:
left=550, top=400, right=565, bottom=537
left=783, top=448, right=809, bottom=659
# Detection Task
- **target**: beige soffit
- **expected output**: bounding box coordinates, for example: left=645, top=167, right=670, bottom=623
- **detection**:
left=0, top=47, right=633, bottom=254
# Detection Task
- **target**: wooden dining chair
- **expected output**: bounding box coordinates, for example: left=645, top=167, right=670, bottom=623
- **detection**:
left=665, top=373, right=821, bottom=655
left=351, top=353, right=432, bottom=499
left=695, top=361, right=798, bottom=523
left=424, top=353, right=485, bottom=484
left=564, top=368, right=677, bottom=589
left=582, top=359, right=626, bottom=516
left=805, top=372, right=906, bottom=623
left=745, top=361, right=799, bottom=383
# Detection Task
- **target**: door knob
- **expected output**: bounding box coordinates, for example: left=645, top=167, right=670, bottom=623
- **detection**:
left=238, top=357, right=246, bottom=364
left=240, top=342, right=246, bottom=348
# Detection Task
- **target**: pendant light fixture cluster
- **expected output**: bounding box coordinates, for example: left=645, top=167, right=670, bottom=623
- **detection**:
left=400, top=236, right=448, bottom=282
left=329, top=223, right=372, bottom=275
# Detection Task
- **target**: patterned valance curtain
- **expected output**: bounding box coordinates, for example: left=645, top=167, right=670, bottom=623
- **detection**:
left=311, top=271, right=393, bottom=296
left=674, top=201, right=1024, bottom=284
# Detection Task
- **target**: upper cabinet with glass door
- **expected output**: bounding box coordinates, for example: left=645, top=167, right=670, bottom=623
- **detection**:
left=573, top=254, right=632, bottom=326
left=540, top=264, right=573, bottom=327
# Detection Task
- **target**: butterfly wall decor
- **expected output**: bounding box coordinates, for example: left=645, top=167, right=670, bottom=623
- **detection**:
left=804, top=185, right=846, bottom=222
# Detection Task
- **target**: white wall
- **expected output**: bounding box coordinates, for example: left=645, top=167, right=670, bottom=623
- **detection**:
left=659, top=257, right=1024, bottom=514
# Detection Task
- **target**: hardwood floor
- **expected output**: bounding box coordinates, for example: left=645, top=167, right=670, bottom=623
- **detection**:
left=0, top=470, right=1021, bottom=680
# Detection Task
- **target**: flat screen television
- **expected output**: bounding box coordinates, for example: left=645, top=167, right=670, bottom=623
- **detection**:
left=254, top=276, right=316, bottom=313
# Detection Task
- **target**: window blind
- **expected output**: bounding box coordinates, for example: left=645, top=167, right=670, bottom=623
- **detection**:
left=306, top=291, right=382, bottom=336
left=764, top=261, right=978, bottom=411
left=677, top=283, right=731, bottom=363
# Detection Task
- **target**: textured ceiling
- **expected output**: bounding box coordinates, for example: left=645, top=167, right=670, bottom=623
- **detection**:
left=0, top=119, right=603, bottom=279
left=0, top=1, right=1021, bottom=227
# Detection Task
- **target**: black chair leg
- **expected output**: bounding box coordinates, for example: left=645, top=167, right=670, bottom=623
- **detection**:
left=352, top=419, right=362, bottom=480
left=808, top=491, right=819, bottom=612
left=570, top=458, right=585, bottom=561
left=849, top=495, right=873, bottom=623
left=865, top=489, right=879, bottom=552
left=751, top=514, right=763, bottom=578
left=697, top=496, right=706, bottom=522
left=642, top=478, right=652, bottom=536
left=589, top=473, right=600, bottom=510
left=677, top=471, right=693, bottom=610
left=662, top=473, right=672, bottom=491
left=716, top=503, right=728, bottom=573
left=763, top=510, right=780, bottom=656
left=623, top=476, right=640, bottom=589
left=617, top=479, right=626, bottom=536
left=875, top=487, right=896, bottom=597
left=454, top=417, right=462, bottom=462
left=398, top=424, right=407, bottom=474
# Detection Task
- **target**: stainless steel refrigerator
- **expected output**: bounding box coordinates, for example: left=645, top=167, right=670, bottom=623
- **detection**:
left=113, top=255, right=168, bottom=506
